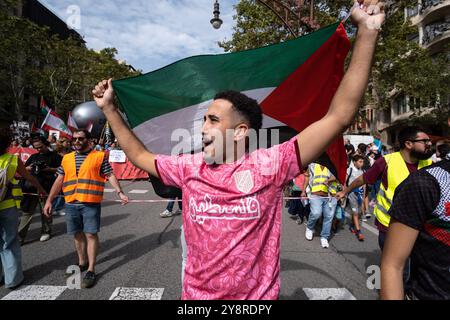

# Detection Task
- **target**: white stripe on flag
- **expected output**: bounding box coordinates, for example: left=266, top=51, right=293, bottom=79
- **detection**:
left=1, top=285, right=67, bottom=300
left=303, top=288, right=357, bottom=300
left=109, top=287, right=164, bottom=300
left=133, top=87, right=286, bottom=155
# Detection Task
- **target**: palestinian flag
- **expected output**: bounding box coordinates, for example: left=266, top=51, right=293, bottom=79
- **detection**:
left=113, top=22, right=351, bottom=182
left=40, top=97, right=51, bottom=116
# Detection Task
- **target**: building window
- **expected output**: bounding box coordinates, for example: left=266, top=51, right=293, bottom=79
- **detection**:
left=395, top=95, right=407, bottom=115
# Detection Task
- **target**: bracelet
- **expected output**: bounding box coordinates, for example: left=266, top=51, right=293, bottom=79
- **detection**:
left=117, top=191, right=123, bottom=195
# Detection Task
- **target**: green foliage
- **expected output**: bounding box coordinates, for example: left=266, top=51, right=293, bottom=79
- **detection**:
left=0, top=8, right=140, bottom=121
left=220, top=0, right=449, bottom=128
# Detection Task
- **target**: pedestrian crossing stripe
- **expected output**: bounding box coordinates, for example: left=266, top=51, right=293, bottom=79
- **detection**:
left=1, top=285, right=357, bottom=300
left=128, top=190, right=149, bottom=194
left=109, top=287, right=164, bottom=300
left=303, top=288, right=356, bottom=300
left=1, top=285, right=67, bottom=300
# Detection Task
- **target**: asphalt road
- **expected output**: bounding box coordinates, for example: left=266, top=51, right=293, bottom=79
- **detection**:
left=0, top=181, right=381, bottom=300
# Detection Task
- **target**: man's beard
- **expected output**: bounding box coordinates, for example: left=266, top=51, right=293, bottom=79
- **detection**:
left=411, top=148, right=433, bottom=160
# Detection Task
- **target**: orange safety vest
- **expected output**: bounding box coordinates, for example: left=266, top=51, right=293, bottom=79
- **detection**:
left=62, top=151, right=106, bottom=203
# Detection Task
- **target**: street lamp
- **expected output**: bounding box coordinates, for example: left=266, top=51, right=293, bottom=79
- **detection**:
left=210, top=0, right=223, bottom=29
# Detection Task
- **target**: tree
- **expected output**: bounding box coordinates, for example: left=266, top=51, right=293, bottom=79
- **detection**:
left=219, top=0, right=349, bottom=52
left=0, top=5, right=140, bottom=122
left=219, top=0, right=449, bottom=130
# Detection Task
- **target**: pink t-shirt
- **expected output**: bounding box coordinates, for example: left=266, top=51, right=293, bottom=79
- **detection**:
left=155, top=137, right=302, bottom=300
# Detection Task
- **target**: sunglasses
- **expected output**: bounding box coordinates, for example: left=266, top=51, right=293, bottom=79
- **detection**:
left=73, top=137, right=87, bottom=142
left=409, top=139, right=432, bottom=144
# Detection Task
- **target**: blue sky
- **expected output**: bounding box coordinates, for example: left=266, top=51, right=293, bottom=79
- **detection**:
left=40, top=0, right=239, bottom=73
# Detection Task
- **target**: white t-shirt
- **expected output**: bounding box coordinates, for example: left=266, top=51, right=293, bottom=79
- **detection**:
left=346, top=162, right=364, bottom=186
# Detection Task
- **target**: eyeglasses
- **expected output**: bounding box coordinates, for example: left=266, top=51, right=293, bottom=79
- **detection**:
left=409, top=139, right=432, bottom=144
left=73, top=137, right=86, bottom=142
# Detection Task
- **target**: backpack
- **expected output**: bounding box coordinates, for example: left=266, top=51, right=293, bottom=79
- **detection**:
left=0, top=155, right=14, bottom=202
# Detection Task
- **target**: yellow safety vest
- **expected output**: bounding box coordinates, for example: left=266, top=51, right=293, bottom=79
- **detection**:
left=0, top=154, right=23, bottom=211
left=310, top=163, right=338, bottom=195
left=373, top=152, right=432, bottom=227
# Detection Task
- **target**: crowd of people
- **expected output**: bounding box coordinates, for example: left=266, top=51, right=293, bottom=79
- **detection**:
left=0, top=130, right=128, bottom=290
left=1, top=0, right=449, bottom=300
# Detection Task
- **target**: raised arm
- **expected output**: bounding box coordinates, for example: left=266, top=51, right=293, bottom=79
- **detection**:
left=297, top=0, right=385, bottom=167
left=92, top=79, right=158, bottom=178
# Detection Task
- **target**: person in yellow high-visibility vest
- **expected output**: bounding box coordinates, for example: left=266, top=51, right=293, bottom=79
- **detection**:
left=337, top=126, right=433, bottom=250
left=303, top=161, right=339, bottom=248
left=0, top=130, right=46, bottom=290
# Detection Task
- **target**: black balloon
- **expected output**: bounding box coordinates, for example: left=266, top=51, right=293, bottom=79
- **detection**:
left=71, top=101, right=106, bottom=138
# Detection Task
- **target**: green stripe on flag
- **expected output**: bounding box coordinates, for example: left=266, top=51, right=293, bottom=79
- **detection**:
left=113, top=22, right=340, bottom=129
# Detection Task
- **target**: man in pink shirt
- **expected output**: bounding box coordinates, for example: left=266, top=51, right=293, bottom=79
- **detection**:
left=92, top=1, right=385, bottom=300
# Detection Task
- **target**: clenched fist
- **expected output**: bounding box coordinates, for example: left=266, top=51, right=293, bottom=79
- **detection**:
left=92, top=78, right=117, bottom=113
left=351, top=0, right=385, bottom=31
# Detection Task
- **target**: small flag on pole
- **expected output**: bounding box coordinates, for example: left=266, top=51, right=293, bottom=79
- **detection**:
left=41, top=110, right=73, bottom=139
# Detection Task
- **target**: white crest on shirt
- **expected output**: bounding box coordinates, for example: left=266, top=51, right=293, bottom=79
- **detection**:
left=233, top=170, right=254, bottom=194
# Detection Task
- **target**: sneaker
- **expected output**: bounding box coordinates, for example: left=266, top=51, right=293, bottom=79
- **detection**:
left=365, top=213, right=372, bottom=218
left=349, top=225, right=357, bottom=234
left=320, top=238, right=329, bottom=248
left=160, top=210, right=173, bottom=218
left=81, top=271, right=96, bottom=289
left=64, top=264, right=88, bottom=278
left=39, top=234, right=51, bottom=242
left=362, top=217, right=368, bottom=222
left=356, top=231, right=365, bottom=242
left=305, top=228, right=313, bottom=241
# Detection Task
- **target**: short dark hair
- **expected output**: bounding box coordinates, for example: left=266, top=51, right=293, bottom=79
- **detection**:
left=437, top=143, right=450, bottom=158
left=398, top=126, right=426, bottom=150
left=73, top=129, right=91, bottom=139
left=352, top=154, right=365, bottom=163
left=214, top=91, right=263, bottom=131
left=32, top=136, right=49, bottom=146
left=357, top=143, right=367, bottom=154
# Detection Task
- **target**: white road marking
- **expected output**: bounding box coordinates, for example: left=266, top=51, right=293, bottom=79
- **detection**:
left=104, top=189, right=115, bottom=193
left=1, top=285, right=67, bottom=300
left=128, top=190, right=149, bottom=194
left=344, top=213, right=379, bottom=236
left=109, top=287, right=164, bottom=300
left=303, top=288, right=356, bottom=300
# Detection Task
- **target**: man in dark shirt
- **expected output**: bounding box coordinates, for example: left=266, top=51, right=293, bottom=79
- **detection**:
left=18, top=136, right=62, bottom=243
left=381, top=152, right=450, bottom=300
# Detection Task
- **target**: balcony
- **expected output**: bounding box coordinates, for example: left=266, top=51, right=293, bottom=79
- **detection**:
left=411, top=0, right=450, bottom=25
left=422, top=19, right=450, bottom=50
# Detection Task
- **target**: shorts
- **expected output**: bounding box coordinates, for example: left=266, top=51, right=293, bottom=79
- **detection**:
left=65, top=203, right=101, bottom=235
left=346, top=193, right=362, bottom=216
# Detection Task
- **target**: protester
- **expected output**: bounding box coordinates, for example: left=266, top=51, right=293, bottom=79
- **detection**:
left=18, top=136, right=62, bottom=243
left=92, top=1, right=385, bottom=299
left=303, top=161, right=338, bottom=248
left=337, top=126, right=433, bottom=250
left=52, top=138, right=73, bottom=216
left=0, top=130, right=46, bottom=289
left=381, top=146, right=450, bottom=300
left=345, top=154, right=366, bottom=241
left=288, top=173, right=309, bottom=225
left=160, top=197, right=182, bottom=218
left=43, top=129, right=129, bottom=289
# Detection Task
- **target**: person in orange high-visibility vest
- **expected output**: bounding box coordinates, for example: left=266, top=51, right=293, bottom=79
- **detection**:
left=44, top=129, right=129, bottom=289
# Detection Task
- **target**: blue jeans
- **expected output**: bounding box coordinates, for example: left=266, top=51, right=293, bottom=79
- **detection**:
left=166, top=198, right=182, bottom=212
left=307, top=195, right=337, bottom=240
left=0, top=207, right=24, bottom=288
